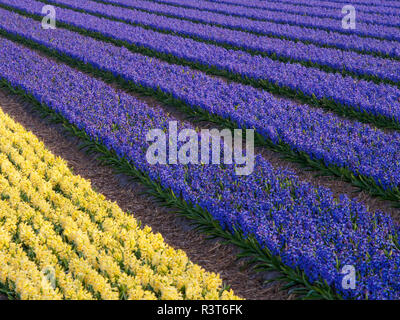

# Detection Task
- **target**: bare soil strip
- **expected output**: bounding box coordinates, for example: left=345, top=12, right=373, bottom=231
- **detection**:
left=0, top=89, right=294, bottom=300
left=0, top=41, right=398, bottom=301
left=1, top=60, right=399, bottom=299
left=14, top=39, right=400, bottom=221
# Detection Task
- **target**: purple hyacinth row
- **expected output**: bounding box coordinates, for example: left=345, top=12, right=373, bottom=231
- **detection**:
left=46, top=0, right=400, bottom=42
left=39, top=0, right=400, bottom=80
left=165, top=0, right=400, bottom=27
left=79, top=0, right=400, bottom=84
left=305, top=0, right=400, bottom=7
left=1, top=35, right=400, bottom=300
left=4, top=3, right=400, bottom=122
left=298, top=0, right=400, bottom=10
left=101, top=0, right=400, bottom=30
left=6, top=0, right=400, bottom=60
left=194, top=0, right=400, bottom=16
left=126, top=0, right=400, bottom=41
left=209, top=0, right=400, bottom=11
left=3, top=8, right=400, bottom=192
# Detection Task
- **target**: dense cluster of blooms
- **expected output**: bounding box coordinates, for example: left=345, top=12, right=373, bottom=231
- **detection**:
left=2, top=12, right=400, bottom=191
left=201, top=0, right=400, bottom=27
left=221, top=0, right=400, bottom=15
left=4, top=2, right=400, bottom=120
left=0, top=108, right=238, bottom=300
left=156, top=0, right=400, bottom=16
left=100, top=0, right=399, bottom=41
left=102, top=0, right=400, bottom=29
left=0, top=36, right=399, bottom=299
left=4, top=0, right=400, bottom=59
left=41, top=0, right=400, bottom=82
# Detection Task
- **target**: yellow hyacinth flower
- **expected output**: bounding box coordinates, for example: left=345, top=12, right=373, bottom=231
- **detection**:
left=0, top=107, right=240, bottom=300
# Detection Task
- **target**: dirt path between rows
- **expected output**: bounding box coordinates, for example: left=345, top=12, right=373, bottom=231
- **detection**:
left=17, top=39, right=400, bottom=223
left=0, top=89, right=294, bottom=300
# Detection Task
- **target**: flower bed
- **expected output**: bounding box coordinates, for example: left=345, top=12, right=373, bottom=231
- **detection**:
left=0, top=107, right=238, bottom=300
left=0, top=36, right=399, bottom=299
left=1, top=10, right=400, bottom=196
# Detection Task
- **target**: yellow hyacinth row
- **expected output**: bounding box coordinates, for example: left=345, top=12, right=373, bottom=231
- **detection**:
left=0, top=107, right=240, bottom=300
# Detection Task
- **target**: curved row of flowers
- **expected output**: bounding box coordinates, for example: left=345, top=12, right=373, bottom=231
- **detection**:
left=0, top=107, right=239, bottom=300
left=132, top=0, right=400, bottom=40
left=37, top=0, right=400, bottom=82
left=3, top=4, right=400, bottom=125
left=8, top=0, right=400, bottom=61
left=159, top=0, right=400, bottom=16
left=2, top=11, right=400, bottom=194
left=101, top=0, right=400, bottom=28
left=1, top=36, right=400, bottom=299
left=49, top=0, right=400, bottom=86
left=196, top=0, right=400, bottom=27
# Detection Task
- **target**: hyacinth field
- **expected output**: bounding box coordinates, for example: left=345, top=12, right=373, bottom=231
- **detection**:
left=0, top=0, right=399, bottom=303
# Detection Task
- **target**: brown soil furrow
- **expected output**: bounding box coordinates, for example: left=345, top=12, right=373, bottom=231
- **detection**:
left=0, top=88, right=293, bottom=300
